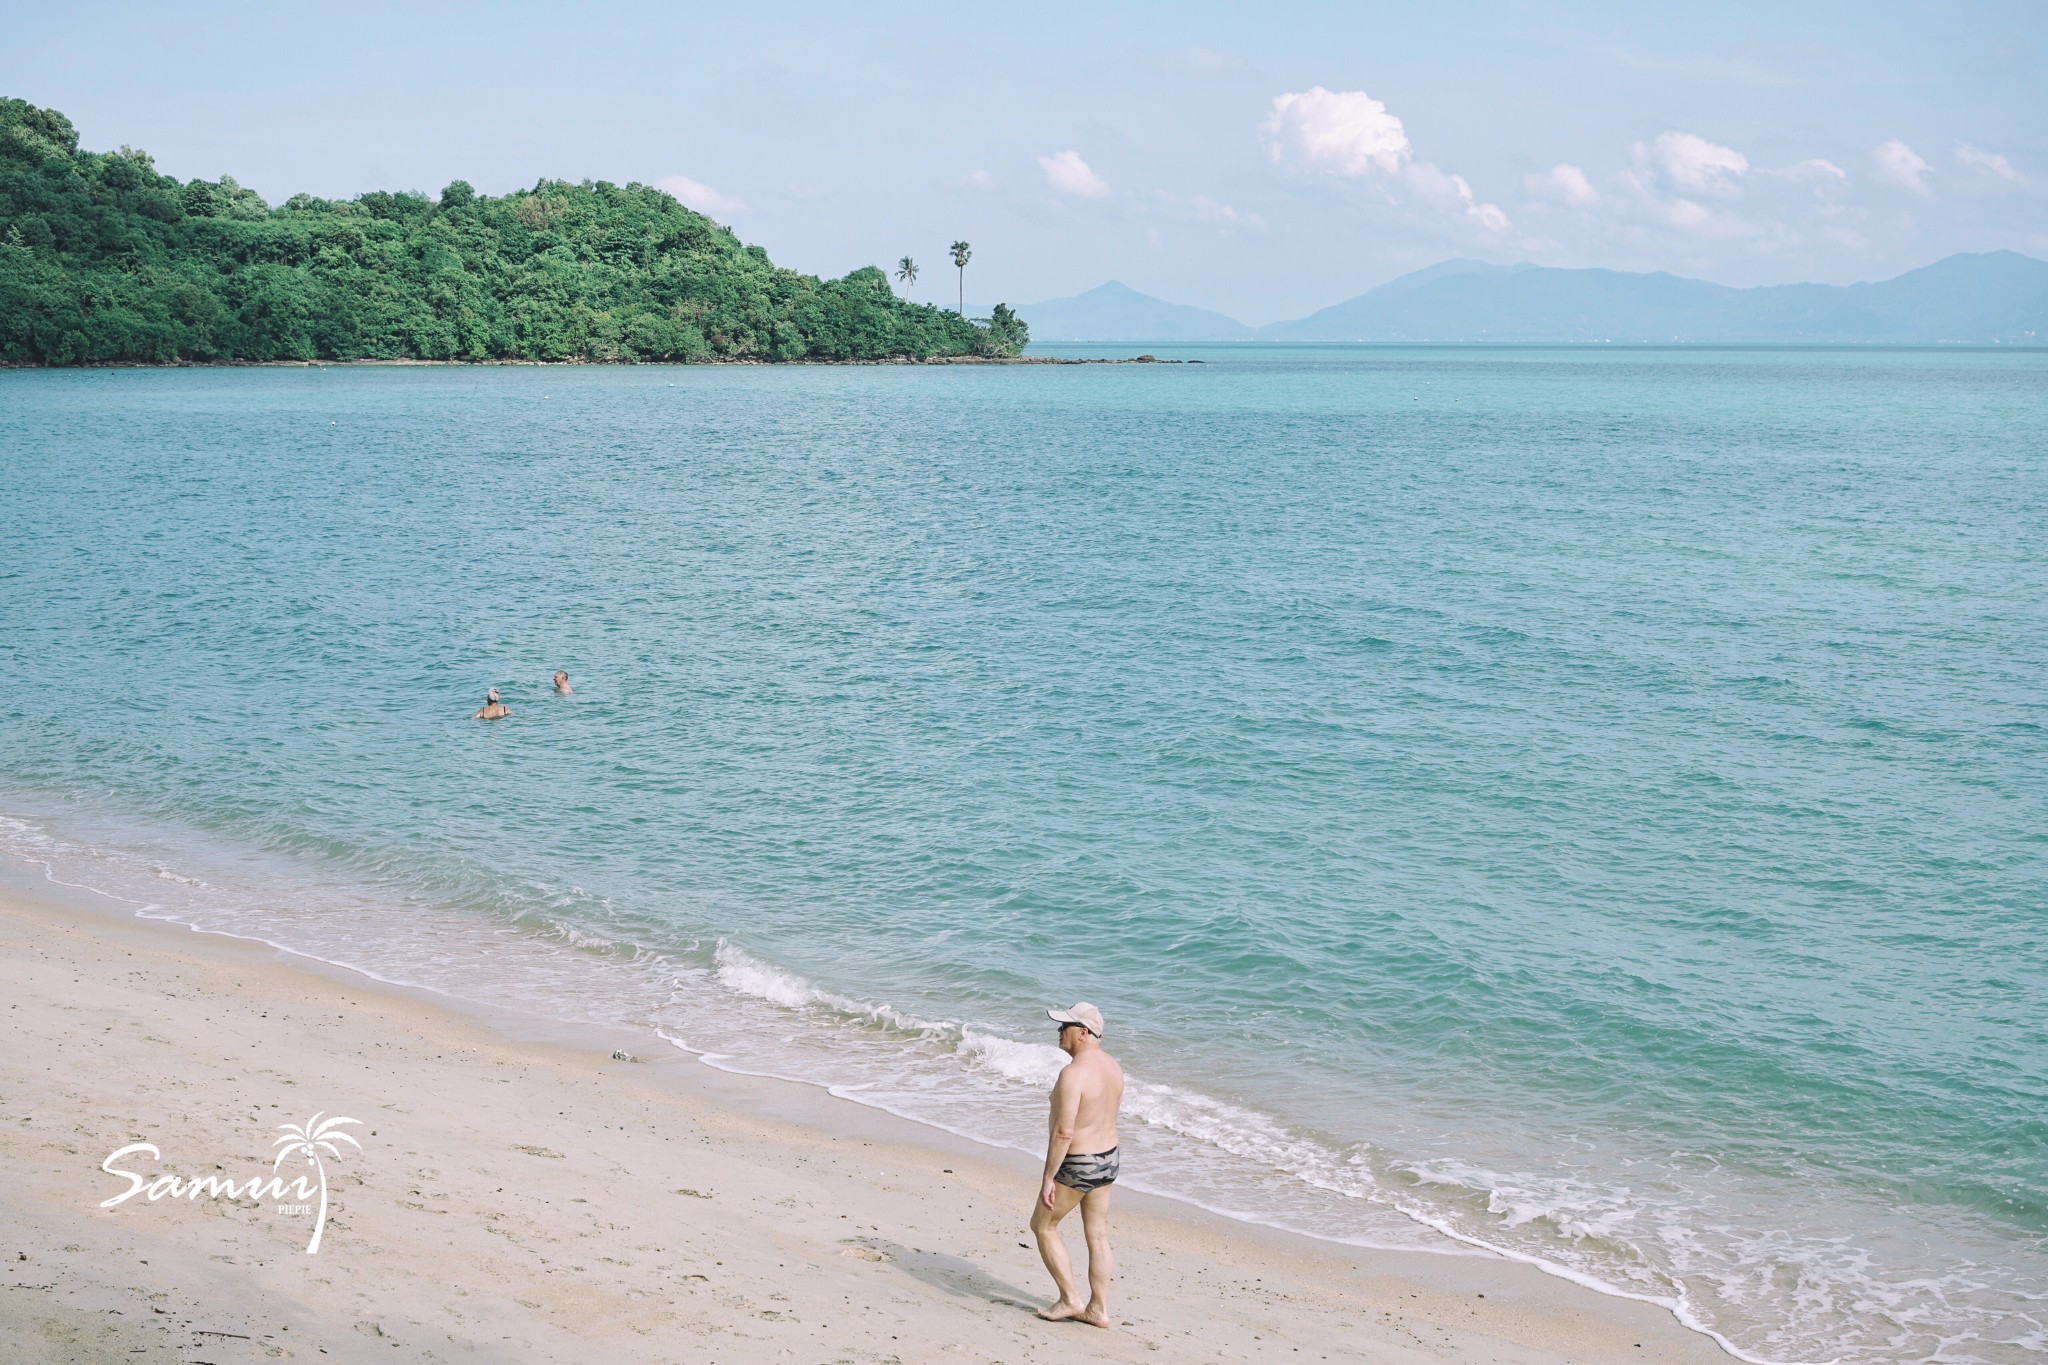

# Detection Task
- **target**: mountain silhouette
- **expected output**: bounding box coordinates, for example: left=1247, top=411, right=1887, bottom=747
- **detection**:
left=1013, top=281, right=1255, bottom=342
left=1258, top=252, right=2048, bottom=344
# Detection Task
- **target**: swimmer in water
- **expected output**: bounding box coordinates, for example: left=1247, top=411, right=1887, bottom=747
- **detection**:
left=553, top=670, right=572, bottom=696
left=473, top=687, right=511, bottom=720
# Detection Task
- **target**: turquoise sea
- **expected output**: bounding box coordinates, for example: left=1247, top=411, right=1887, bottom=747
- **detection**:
left=2, top=348, right=2043, bottom=1363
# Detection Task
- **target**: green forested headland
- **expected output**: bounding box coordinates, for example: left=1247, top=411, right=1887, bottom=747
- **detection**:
left=0, top=98, right=1028, bottom=365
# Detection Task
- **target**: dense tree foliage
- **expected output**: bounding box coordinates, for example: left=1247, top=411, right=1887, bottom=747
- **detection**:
left=0, top=99, right=1027, bottom=365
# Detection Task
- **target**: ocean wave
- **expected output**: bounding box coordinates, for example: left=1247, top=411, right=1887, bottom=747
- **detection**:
left=955, top=1029, right=1067, bottom=1086
left=716, top=941, right=824, bottom=1010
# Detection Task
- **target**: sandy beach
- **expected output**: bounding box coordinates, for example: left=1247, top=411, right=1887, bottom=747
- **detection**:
left=0, top=884, right=1730, bottom=1364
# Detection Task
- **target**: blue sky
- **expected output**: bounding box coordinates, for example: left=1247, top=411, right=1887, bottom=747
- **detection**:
left=5, top=1, right=2042, bottom=322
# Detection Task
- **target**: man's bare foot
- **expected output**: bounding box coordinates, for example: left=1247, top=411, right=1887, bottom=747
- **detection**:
left=1078, top=1305, right=1112, bottom=1329
left=1037, top=1300, right=1086, bottom=1322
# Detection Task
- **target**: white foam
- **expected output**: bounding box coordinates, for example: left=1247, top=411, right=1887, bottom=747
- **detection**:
left=955, top=1030, right=1065, bottom=1086
left=715, top=940, right=820, bottom=1009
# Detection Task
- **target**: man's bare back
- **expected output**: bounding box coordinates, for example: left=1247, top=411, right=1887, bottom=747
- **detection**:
left=1052, top=1046, right=1123, bottom=1157
left=1032, top=1003, right=1124, bottom=1329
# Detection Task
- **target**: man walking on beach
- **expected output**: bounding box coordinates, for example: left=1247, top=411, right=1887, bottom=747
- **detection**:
left=1032, top=1002, right=1123, bottom=1328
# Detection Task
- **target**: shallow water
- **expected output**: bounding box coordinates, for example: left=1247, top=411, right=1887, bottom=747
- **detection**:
left=3, top=349, right=2045, bottom=1363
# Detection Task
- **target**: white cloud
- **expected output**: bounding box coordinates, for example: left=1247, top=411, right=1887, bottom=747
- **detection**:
left=1596, top=134, right=1751, bottom=238
left=1658, top=197, right=1717, bottom=233
left=1527, top=162, right=1598, bottom=206
left=1956, top=143, right=2020, bottom=182
left=1872, top=139, right=1933, bottom=195
left=1506, top=126, right=2022, bottom=273
left=950, top=169, right=996, bottom=190
left=1609, top=164, right=1751, bottom=240
left=1185, top=195, right=1265, bottom=229
left=1641, top=131, right=1749, bottom=195
left=1260, top=87, right=1411, bottom=176
left=657, top=174, right=742, bottom=216
left=1037, top=150, right=1110, bottom=198
left=1259, top=85, right=1504, bottom=232
left=1405, top=163, right=1511, bottom=232
left=1605, top=171, right=1736, bottom=239
left=1776, top=158, right=1848, bottom=184
left=1459, top=181, right=1512, bottom=232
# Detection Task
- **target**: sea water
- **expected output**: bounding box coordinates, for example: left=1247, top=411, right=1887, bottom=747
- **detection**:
left=2, top=349, right=2043, bottom=1363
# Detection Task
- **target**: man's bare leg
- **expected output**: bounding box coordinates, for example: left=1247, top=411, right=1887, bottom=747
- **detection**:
left=1078, top=1185, right=1114, bottom=1326
left=1031, top=1183, right=1088, bottom=1320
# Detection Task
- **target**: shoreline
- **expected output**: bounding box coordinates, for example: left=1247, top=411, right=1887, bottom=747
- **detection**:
left=0, top=868, right=1733, bottom=1363
left=0, top=354, right=1189, bottom=370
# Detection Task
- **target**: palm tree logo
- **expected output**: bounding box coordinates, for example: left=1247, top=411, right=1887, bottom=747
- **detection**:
left=895, top=255, right=919, bottom=298
left=949, top=240, right=972, bottom=315
left=272, top=1113, right=363, bottom=1254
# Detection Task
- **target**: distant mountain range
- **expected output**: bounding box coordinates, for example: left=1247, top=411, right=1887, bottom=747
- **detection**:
left=1016, top=252, right=2048, bottom=345
left=1012, top=280, right=1255, bottom=342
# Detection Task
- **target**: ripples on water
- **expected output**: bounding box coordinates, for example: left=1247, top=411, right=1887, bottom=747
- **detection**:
left=2, top=349, right=2044, bottom=1363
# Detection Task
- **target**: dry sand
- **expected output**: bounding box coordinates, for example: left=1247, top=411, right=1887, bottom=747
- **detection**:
left=0, top=886, right=1732, bottom=1364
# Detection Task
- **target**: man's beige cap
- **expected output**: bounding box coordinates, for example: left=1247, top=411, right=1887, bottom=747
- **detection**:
left=1047, top=1002, right=1105, bottom=1038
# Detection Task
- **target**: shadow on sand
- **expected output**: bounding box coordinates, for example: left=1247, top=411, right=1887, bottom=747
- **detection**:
left=846, top=1238, right=1043, bottom=1315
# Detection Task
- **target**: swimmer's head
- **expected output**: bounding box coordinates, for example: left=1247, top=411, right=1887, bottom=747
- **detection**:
left=486, top=688, right=500, bottom=703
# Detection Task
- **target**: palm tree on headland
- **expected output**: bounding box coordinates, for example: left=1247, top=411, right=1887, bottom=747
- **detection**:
left=949, top=240, right=972, bottom=315
left=273, top=1113, right=363, bottom=1254
left=895, top=256, right=919, bottom=298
